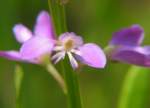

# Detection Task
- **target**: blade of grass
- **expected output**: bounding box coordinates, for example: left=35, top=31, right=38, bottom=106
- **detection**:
left=118, top=66, right=150, bottom=108
left=48, top=0, right=67, bottom=35
left=48, top=0, right=82, bottom=108
left=62, top=56, right=82, bottom=108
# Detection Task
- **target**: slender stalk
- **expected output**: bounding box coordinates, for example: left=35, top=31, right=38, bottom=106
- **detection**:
left=46, top=63, right=67, bottom=94
left=48, top=0, right=67, bottom=35
left=63, top=56, right=82, bottom=108
left=48, top=0, right=82, bottom=108
left=14, top=65, right=24, bottom=108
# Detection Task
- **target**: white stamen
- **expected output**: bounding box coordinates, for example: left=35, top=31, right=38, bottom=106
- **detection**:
left=53, top=51, right=65, bottom=64
left=67, top=52, right=78, bottom=69
left=52, top=51, right=65, bottom=61
left=71, top=49, right=82, bottom=56
left=54, top=54, right=64, bottom=64
left=53, top=46, right=64, bottom=51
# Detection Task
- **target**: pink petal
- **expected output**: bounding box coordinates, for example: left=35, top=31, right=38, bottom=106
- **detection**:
left=110, top=25, right=144, bottom=46
left=13, top=24, right=33, bottom=43
left=78, top=43, right=106, bottom=68
left=34, top=11, right=55, bottom=39
left=20, top=36, right=54, bottom=60
left=0, top=51, right=21, bottom=61
left=0, top=50, right=41, bottom=64
left=110, top=46, right=150, bottom=67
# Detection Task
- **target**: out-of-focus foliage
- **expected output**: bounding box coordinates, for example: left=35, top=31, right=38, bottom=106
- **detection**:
left=118, top=66, right=150, bottom=108
left=0, top=0, right=150, bottom=108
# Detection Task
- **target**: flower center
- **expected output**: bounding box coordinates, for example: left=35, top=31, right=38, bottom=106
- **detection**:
left=64, top=39, right=74, bottom=51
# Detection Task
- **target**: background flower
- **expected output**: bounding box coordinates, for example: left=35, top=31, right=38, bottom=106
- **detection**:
left=107, top=25, right=150, bottom=67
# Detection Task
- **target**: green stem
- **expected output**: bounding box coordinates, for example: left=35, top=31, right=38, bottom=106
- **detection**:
left=48, top=0, right=82, bottom=108
left=48, top=0, right=67, bottom=35
left=63, top=56, right=82, bottom=108
left=46, top=63, right=67, bottom=94
left=14, top=65, right=24, bottom=108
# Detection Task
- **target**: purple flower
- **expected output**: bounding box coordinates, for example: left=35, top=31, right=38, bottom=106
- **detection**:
left=107, top=24, right=150, bottom=67
left=52, top=32, right=106, bottom=69
left=0, top=11, right=106, bottom=69
left=0, top=11, right=55, bottom=64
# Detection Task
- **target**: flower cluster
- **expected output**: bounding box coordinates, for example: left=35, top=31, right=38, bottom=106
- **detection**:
left=0, top=11, right=149, bottom=69
left=0, top=11, right=106, bottom=69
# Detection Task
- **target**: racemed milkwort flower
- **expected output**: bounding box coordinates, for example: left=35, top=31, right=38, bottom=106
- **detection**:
left=0, top=11, right=55, bottom=64
left=52, top=32, right=106, bottom=69
left=0, top=11, right=106, bottom=69
left=106, top=24, right=150, bottom=67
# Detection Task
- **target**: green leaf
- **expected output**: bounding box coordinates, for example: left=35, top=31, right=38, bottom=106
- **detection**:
left=118, top=66, right=150, bottom=108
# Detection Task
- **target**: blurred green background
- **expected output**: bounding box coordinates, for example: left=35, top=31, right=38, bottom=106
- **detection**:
left=0, top=0, right=150, bottom=108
